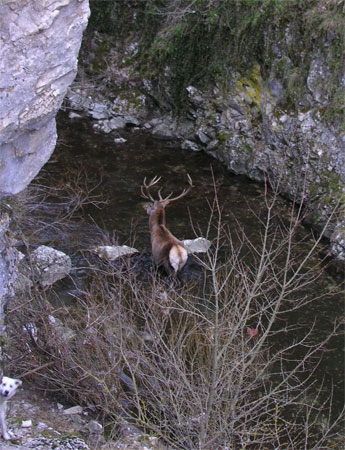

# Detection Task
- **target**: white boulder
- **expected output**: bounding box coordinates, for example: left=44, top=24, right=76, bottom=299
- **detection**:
left=93, top=245, right=139, bottom=261
left=31, top=245, right=71, bottom=286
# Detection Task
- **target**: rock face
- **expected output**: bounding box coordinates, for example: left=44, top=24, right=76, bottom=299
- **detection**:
left=0, top=0, right=90, bottom=196
left=0, top=0, right=89, bottom=375
left=0, top=213, right=19, bottom=373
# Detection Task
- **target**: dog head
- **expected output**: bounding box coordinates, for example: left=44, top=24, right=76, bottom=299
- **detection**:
left=0, top=377, right=22, bottom=399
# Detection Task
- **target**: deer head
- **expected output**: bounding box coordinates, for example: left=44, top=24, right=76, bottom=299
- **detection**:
left=141, top=174, right=193, bottom=211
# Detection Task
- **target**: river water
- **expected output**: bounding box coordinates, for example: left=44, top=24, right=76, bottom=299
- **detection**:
left=35, top=111, right=344, bottom=418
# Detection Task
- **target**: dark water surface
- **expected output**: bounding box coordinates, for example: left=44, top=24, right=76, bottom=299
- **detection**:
left=40, top=112, right=344, bottom=416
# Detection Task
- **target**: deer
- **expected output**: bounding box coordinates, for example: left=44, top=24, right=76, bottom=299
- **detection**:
left=141, top=174, right=193, bottom=277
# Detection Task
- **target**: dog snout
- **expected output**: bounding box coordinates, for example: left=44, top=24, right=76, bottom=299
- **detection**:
left=3, top=390, right=9, bottom=396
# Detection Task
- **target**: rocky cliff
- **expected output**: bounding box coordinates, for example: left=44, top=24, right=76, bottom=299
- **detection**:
left=0, top=0, right=89, bottom=374
left=0, top=0, right=89, bottom=195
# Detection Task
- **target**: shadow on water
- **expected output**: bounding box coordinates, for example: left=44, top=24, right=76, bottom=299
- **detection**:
left=36, top=111, right=344, bottom=417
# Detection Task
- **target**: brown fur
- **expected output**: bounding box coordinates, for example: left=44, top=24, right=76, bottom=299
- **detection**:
left=148, top=202, right=187, bottom=275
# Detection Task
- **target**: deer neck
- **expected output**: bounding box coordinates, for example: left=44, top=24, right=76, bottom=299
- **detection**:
left=149, top=202, right=167, bottom=232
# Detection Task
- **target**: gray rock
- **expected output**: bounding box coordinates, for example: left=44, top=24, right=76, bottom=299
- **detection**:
left=124, top=115, right=140, bottom=126
left=31, top=245, right=72, bottom=286
left=186, top=85, right=204, bottom=106
left=63, top=405, right=83, bottom=415
left=82, top=420, right=103, bottom=435
left=151, top=124, right=175, bottom=139
left=48, top=315, right=76, bottom=342
left=307, top=53, right=330, bottom=103
left=108, top=116, right=127, bottom=130
left=330, top=222, right=345, bottom=260
left=0, top=214, right=20, bottom=305
left=196, top=130, right=210, bottom=144
left=21, top=420, right=33, bottom=428
left=69, top=112, right=83, bottom=119
left=181, top=140, right=201, bottom=152
left=25, top=435, right=90, bottom=449
left=114, top=137, right=127, bottom=144
left=182, top=237, right=211, bottom=254
left=93, top=245, right=139, bottom=261
left=90, top=110, right=110, bottom=120
left=0, top=0, right=90, bottom=195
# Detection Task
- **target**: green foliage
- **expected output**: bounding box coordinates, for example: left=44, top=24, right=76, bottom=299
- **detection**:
left=87, top=0, right=345, bottom=120
left=88, top=0, right=161, bottom=38
left=88, top=0, right=116, bottom=33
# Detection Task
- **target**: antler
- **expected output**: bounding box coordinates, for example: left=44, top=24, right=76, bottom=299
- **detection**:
left=141, top=175, right=161, bottom=202
left=141, top=174, right=193, bottom=204
left=159, top=173, right=194, bottom=204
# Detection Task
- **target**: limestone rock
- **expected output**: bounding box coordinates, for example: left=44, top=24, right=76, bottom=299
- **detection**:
left=63, top=405, right=83, bottom=415
left=93, top=245, right=139, bottom=261
left=108, top=116, right=127, bottom=130
left=82, top=420, right=103, bottom=435
left=31, top=245, right=72, bottom=286
left=0, top=213, right=19, bottom=305
left=0, top=0, right=90, bottom=195
left=182, top=237, right=211, bottom=254
left=181, top=140, right=202, bottom=152
left=330, top=222, right=345, bottom=261
left=25, top=435, right=90, bottom=449
left=21, top=420, right=33, bottom=428
left=48, top=315, right=76, bottom=342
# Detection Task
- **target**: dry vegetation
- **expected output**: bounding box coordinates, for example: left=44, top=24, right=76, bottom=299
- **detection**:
left=4, top=174, right=344, bottom=449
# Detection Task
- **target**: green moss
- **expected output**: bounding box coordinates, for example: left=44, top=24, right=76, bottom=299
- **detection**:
left=216, top=130, right=230, bottom=143
left=9, top=417, right=25, bottom=425
left=39, top=429, right=78, bottom=439
left=84, top=40, right=114, bottom=76
left=85, top=0, right=345, bottom=121
left=236, top=64, right=262, bottom=108
left=243, top=142, right=253, bottom=154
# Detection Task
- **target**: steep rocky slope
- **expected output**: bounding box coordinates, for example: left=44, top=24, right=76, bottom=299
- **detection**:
left=0, top=0, right=89, bottom=195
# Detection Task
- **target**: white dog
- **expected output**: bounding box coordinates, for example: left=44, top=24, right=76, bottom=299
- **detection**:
left=0, top=376, right=22, bottom=440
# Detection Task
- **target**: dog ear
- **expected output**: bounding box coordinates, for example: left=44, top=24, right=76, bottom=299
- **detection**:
left=15, top=380, right=22, bottom=386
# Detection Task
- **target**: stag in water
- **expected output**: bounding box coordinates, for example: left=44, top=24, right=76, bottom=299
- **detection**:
left=141, top=175, right=193, bottom=276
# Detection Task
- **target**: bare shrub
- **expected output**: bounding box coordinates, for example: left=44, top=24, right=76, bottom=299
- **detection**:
left=5, top=180, right=344, bottom=449
left=7, top=167, right=107, bottom=250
